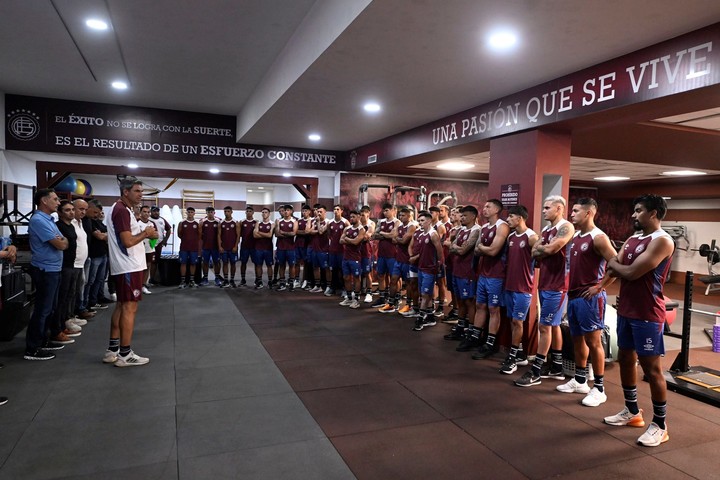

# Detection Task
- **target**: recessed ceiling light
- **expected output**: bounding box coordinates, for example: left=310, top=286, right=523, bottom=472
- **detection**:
left=308, top=133, right=321, bottom=141
left=86, top=19, right=108, bottom=30
left=364, top=102, right=381, bottom=113
left=248, top=189, right=253, bottom=193
left=111, top=81, right=128, bottom=90
left=594, top=176, right=630, bottom=181
left=127, top=163, right=138, bottom=169
left=487, top=29, right=518, bottom=51
left=258, top=186, right=264, bottom=190
left=209, top=168, right=220, bottom=174
left=437, top=161, right=474, bottom=171
left=282, top=172, right=292, bottom=178
left=660, top=170, right=707, bottom=176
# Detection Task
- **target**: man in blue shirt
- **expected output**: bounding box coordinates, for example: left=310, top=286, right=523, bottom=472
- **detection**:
left=26, top=189, right=68, bottom=360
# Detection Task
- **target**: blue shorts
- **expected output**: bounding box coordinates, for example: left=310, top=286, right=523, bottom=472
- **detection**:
left=311, top=250, right=329, bottom=269
left=239, top=248, right=253, bottom=263
left=567, top=293, right=606, bottom=336
left=253, top=249, right=273, bottom=266
left=476, top=276, right=504, bottom=307
left=408, top=265, right=419, bottom=279
left=391, top=261, right=410, bottom=280
left=330, top=253, right=344, bottom=270
left=202, top=249, right=220, bottom=264
left=342, top=259, right=361, bottom=277
left=504, top=291, right=532, bottom=321
left=361, top=257, right=372, bottom=274
left=538, top=290, right=568, bottom=326
left=295, top=245, right=308, bottom=261
left=453, top=276, right=476, bottom=300
left=377, top=256, right=396, bottom=275
left=220, top=251, right=237, bottom=264
left=276, top=249, right=296, bottom=266
left=418, top=271, right=436, bottom=295
left=616, top=314, right=665, bottom=356
left=178, top=251, right=199, bottom=265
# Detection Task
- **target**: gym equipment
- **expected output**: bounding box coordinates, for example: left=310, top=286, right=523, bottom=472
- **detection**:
left=73, top=180, right=86, bottom=195
left=357, top=184, right=391, bottom=210
left=78, top=179, right=92, bottom=196
left=662, top=224, right=689, bottom=251
left=691, top=239, right=720, bottom=295
left=392, top=185, right=427, bottom=212
left=55, top=175, right=77, bottom=193
left=428, top=190, right=457, bottom=207
left=664, top=271, right=720, bottom=407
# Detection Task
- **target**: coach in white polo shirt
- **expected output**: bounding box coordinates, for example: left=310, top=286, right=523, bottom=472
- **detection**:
left=103, top=178, right=157, bottom=367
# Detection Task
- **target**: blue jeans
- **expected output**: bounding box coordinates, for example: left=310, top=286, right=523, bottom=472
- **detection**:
left=26, top=266, right=61, bottom=352
left=82, top=255, right=108, bottom=309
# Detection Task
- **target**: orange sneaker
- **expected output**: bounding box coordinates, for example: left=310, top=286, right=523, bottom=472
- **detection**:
left=378, top=304, right=397, bottom=314
left=397, top=304, right=411, bottom=314
left=604, top=407, right=645, bottom=427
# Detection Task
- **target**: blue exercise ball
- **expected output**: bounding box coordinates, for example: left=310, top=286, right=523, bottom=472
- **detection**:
left=55, top=176, right=77, bottom=193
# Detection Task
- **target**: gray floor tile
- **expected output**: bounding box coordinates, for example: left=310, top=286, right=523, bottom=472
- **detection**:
left=176, top=393, right=325, bottom=459
left=0, top=421, right=29, bottom=468
left=52, top=460, right=178, bottom=480
left=178, top=437, right=355, bottom=480
left=0, top=406, right=177, bottom=480
left=174, top=325, right=272, bottom=368
left=176, top=362, right=292, bottom=405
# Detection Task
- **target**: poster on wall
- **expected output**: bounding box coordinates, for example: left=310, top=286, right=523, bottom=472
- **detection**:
left=500, top=184, right=519, bottom=207
left=4, top=94, right=342, bottom=171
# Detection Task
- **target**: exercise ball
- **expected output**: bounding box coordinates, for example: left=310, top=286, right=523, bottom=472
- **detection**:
left=73, top=179, right=87, bottom=195
left=664, top=295, right=677, bottom=326
left=55, top=176, right=77, bottom=193
left=78, top=179, right=93, bottom=196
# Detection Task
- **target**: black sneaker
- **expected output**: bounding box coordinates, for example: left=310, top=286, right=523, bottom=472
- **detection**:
left=412, top=317, right=425, bottom=331
left=40, top=342, right=65, bottom=351
left=276, top=283, right=287, bottom=292
left=370, top=297, right=387, bottom=308
left=422, top=317, right=437, bottom=328
left=471, top=343, right=495, bottom=360
left=541, top=368, right=566, bottom=381
left=514, top=370, right=542, bottom=387
left=255, top=282, right=263, bottom=290
left=515, top=351, right=529, bottom=366
left=499, top=357, right=517, bottom=375
left=456, top=335, right=481, bottom=352
left=24, top=349, right=56, bottom=361
left=240, top=279, right=247, bottom=286
left=443, top=324, right=465, bottom=341
left=230, top=280, right=237, bottom=288
left=222, top=280, right=230, bottom=288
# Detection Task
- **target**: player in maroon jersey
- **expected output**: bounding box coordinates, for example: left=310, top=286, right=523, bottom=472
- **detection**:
left=274, top=205, right=298, bottom=291
left=238, top=206, right=257, bottom=286
left=200, top=207, right=222, bottom=286
left=604, top=195, right=674, bottom=447
left=252, top=208, right=274, bottom=289
left=177, top=207, right=201, bottom=289
left=218, top=206, right=241, bottom=288
left=339, top=210, right=366, bottom=309
left=410, top=210, right=444, bottom=331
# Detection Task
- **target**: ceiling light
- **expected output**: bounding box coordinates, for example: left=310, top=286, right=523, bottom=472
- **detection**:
left=127, top=163, right=138, bottom=169
left=364, top=102, right=381, bottom=113
left=594, top=176, right=630, bottom=181
left=85, top=19, right=108, bottom=30
left=248, top=189, right=253, bottom=193
left=258, top=186, right=264, bottom=190
left=660, top=170, right=707, bottom=176
left=282, top=172, right=292, bottom=178
left=437, top=161, right=474, bottom=171
left=487, top=29, right=518, bottom=51
left=209, top=168, right=220, bottom=174
left=308, top=133, right=321, bottom=141
left=111, top=81, right=128, bottom=90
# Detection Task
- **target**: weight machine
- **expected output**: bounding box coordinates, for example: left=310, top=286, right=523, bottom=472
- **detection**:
left=691, top=240, right=720, bottom=295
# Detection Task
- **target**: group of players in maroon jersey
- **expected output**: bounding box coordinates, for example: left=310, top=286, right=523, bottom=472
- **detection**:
left=172, top=194, right=673, bottom=448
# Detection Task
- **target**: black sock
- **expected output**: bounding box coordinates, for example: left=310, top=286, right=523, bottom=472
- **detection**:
left=532, top=354, right=546, bottom=376
left=119, top=345, right=131, bottom=357
left=594, top=374, right=604, bottom=393
left=574, top=365, right=588, bottom=384
left=108, top=338, right=120, bottom=353
left=623, top=385, right=640, bottom=415
left=486, top=334, right=496, bottom=348
left=652, top=400, right=667, bottom=429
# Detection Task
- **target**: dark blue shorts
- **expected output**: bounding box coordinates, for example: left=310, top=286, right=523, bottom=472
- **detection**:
left=377, top=256, right=396, bottom=275
left=220, top=251, right=238, bottom=264
left=453, top=276, right=476, bottom=300
left=476, top=276, right=504, bottom=307
left=178, top=251, right=199, bottom=265
left=616, top=314, right=665, bottom=356
left=504, top=291, right=532, bottom=321
left=538, top=290, right=567, bottom=326
left=239, top=248, right=253, bottom=263
left=202, top=249, right=220, bottom=263
left=567, top=293, right=606, bottom=336
left=342, top=259, right=361, bottom=277
left=276, top=249, right=296, bottom=266
left=418, top=271, right=436, bottom=295
left=253, top=249, right=273, bottom=266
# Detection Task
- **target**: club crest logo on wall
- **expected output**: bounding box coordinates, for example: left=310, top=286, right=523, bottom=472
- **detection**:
left=6, top=109, right=41, bottom=141
left=349, top=151, right=357, bottom=170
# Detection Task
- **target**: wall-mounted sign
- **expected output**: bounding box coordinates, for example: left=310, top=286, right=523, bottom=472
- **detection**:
left=501, top=184, right=520, bottom=207
left=4, top=95, right=341, bottom=170
left=353, top=23, right=720, bottom=167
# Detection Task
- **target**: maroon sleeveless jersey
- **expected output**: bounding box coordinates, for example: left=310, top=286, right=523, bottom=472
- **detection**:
left=617, top=230, right=673, bottom=324
left=310, top=218, right=329, bottom=252
left=343, top=225, right=362, bottom=261
left=220, top=220, right=238, bottom=250
left=179, top=220, right=200, bottom=252
left=201, top=218, right=220, bottom=249
left=505, top=229, right=536, bottom=294
left=453, top=224, right=481, bottom=280
left=255, top=221, right=273, bottom=251
left=478, top=219, right=507, bottom=278
left=568, top=228, right=607, bottom=297
left=328, top=219, right=347, bottom=254
left=240, top=219, right=256, bottom=249
left=276, top=219, right=295, bottom=250
left=417, top=230, right=440, bottom=274
left=538, top=219, right=570, bottom=292
left=376, top=218, right=398, bottom=258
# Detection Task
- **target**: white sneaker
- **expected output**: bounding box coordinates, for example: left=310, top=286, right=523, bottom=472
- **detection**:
left=556, top=378, right=591, bottom=394
left=339, top=298, right=352, bottom=306
left=603, top=407, right=646, bottom=427
left=581, top=387, right=607, bottom=407
left=110, top=293, right=117, bottom=302
left=293, top=280, right=301, bottom=289
left=68, top=316, right=87, bottom=327
left=115, top=350, right=149, bottom=367
left=349, top=299, right=361, bottom=309
left=64, top=321, right=82, bottom=333
left=309, top=286, right=322, bottom=293
left=324, top=287, right=334, bottom=296
left=301, top=280, right=308, bottom=289
left=102, top=350, right=118, bottom=364
left=142, top=286, right=152, bottom=294
left=637, top=422, right=669, bottom=447
left=363, top=293, right=373, bottom=303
